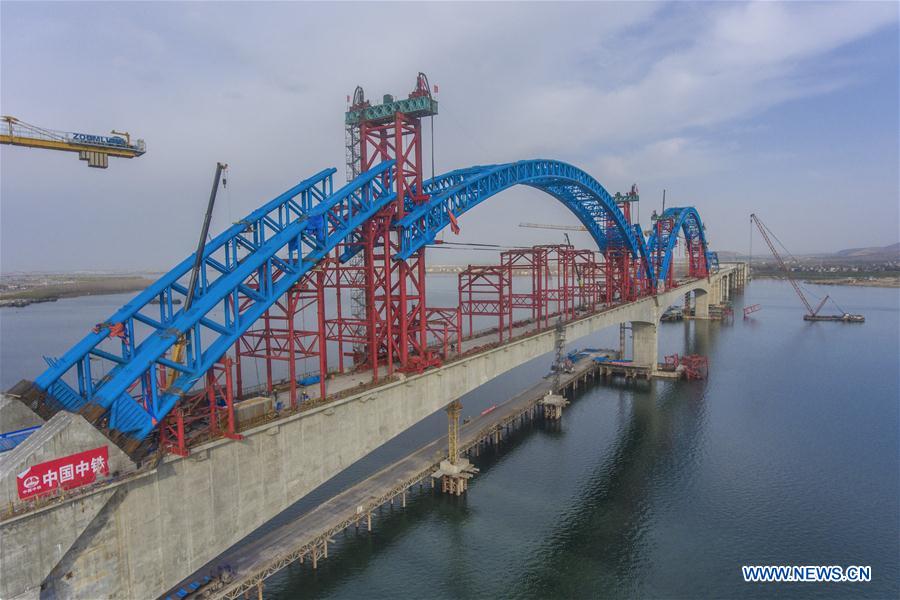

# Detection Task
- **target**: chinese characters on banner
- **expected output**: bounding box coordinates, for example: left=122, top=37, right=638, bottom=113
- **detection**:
left=16, top=446, right=109, bottom=500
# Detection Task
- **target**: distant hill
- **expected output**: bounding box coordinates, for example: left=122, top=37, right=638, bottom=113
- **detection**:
left=834, top=242, right=900, bottom=260
left=715, top=243, right=899, bottom=262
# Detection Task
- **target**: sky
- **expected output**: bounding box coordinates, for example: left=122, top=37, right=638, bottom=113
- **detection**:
left=1, top=1, right=898, bottom=272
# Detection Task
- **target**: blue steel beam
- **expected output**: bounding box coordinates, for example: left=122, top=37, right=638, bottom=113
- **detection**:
left=35, top=169, right=336, bottom=390
left=646, top=206, right=709, bottom=283
left=397, top=159, right=655, bottom=283
left=34, top=162, right=396, bottom=441
left=33, top=169, right=338, bottom=418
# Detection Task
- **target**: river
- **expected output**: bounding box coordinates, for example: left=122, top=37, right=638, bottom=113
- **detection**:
left=1, top=278, right=897, bottom=598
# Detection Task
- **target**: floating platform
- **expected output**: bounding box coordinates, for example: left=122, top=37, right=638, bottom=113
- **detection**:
left=804, top=314, right=865, bottom=323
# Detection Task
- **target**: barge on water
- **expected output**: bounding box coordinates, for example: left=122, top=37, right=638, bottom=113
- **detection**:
left=804, top=313, right=865, bottom=323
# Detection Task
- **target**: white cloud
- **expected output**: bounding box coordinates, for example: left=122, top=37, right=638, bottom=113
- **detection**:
left=0, top=1, right=897, bottom=270
left=489, top=1, right=897, bottom=157
left=593, top=137, right=731, bottom=183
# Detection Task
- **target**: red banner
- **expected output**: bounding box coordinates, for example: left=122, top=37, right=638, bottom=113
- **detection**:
left=16, top=446, right=109, bottom=500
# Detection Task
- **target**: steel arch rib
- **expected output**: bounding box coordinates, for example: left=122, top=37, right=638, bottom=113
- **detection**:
left=399, top=159, right=656, bottom=283
left=33, top=161, right=397, bottom=441
left=649, top=206, right=709, bottom=283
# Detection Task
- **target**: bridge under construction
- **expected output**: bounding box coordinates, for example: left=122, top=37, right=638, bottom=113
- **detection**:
left=0, top=73, right=748, bottom=600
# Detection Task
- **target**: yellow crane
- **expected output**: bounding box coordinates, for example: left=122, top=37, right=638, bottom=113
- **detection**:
left=0, top=115, right=146, bottom=168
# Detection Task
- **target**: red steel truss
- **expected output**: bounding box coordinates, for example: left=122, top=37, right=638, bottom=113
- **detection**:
left=603, top=249, right=647, bottom=303
left=564, top=247, right=602, bottom=313
left=458, top=265, right=513, bottom=342
left=234, top=271, right=327, bottom=408
left=501, top=247, right=549, bottom=329
left=653, top=216, right=676, bottom=289
left=159, top=357, right=242, bottom=457
left=424, top=307, right=462, bottom=361
left=322, top=247, right=368, bottom=373
left=663, top=353, right=709, bottom=380
left=356, top=101, right=437, bottom=380
left=601, top=196, right=650, bottom=303
left=537, top=245, right=574, bottom=319
left=687, top=236, right=708, bottom=279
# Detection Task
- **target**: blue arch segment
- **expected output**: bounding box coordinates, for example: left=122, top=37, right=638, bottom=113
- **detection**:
left=646, top=206, right=709, bottom=282
left=33, top=161, right=397, bottom=441
left=30, top=159, right=711, bottom=442
left=397, top=160, right=656, bottom=283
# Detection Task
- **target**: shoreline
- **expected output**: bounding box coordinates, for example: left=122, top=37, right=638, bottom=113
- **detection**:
left=0, top=276, right=156, bottom=308
left=751, top=274, right=899, bottom=288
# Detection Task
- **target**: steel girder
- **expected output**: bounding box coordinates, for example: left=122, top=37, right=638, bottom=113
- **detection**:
left=398, top=159, right=656, bottom=283
left=646, top=206, right=710, bottom=284
left=34, top=161, right=397, bottom=442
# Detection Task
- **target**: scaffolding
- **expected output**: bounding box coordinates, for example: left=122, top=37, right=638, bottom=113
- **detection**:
left=458, top=265, right=513, bottom=342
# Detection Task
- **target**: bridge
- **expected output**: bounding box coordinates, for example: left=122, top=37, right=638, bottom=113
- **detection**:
left=0, top=74, right=747, bottom=600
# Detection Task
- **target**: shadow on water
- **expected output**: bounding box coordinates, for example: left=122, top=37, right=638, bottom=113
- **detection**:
left=267, top=345, right=713, bottom=599
left=226, top=284, right=900, bottom=599
left=267, top=417, right=550, bottom=598
left=507, top=380, right=709, bottom=599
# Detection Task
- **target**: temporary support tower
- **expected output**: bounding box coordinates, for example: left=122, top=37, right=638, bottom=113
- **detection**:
left=345, top=73, right=440, bottom=377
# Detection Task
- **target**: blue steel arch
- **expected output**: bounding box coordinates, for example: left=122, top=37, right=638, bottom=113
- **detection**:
left=397, top=160, right=656, bottom=283
left=26, top=160, right=709, bottom=443
left=31, top=162, right=397, bottom=442
left=646, top=206, right=710, bottom=283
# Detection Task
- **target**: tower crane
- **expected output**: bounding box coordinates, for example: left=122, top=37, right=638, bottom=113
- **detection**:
left=519, top=222, right=588, bottom=232
left=519, top=186, right=640, bottom=233
left=1, top=116, right=146, bottom=168
left=750, top=214, right=863, bottom=322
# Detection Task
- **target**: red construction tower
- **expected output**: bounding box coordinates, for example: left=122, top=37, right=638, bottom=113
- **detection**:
left=344, top=73, right=440, bottom=378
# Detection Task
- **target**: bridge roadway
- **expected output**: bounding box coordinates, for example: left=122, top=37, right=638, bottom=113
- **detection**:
left=189, top=351, right=603, bottom=600
left=0, top=265, right=745, bottom=600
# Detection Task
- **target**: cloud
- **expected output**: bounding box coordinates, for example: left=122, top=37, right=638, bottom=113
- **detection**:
left=0, top=1, right=897, bottom=270
left=488, top=2, right=897, bottom=157
left=593, top=137, right=732, bottom=183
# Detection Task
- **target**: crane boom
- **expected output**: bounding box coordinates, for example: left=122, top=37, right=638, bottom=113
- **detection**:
left=750, top=213, right=817, bottom=315
left=1, top=115, right=145, bottom=168
left=167, top=163, right=228, bottom=388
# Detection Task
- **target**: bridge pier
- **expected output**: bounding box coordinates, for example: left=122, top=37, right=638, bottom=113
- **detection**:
left=694, top=289, right=710, bottom=319
left=433, top=399, right=477, bottom=495
left=713, top=277, right=724, bottom=305
left=631, top=321, right=658, bottom=372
